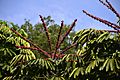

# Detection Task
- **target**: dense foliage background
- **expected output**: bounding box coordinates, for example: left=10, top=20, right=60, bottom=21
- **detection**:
left=0, top=0, right=120, bottom=80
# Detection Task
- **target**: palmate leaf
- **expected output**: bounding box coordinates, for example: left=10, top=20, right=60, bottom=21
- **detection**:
left=55, top=55, right=68, bottom=65
left=5, top=48, right=15, bottom=56
left=99, top=58, right=120, bottom=71
left=6, top=36, right=16, bottom=45
left=2, top=64, right=12, bottom=72
left=69, top=67, right=84, bottom=78
left=74, top=29, right=88, bottom=43
left=0, top=26, right=11, bottom=34
left=0, top=20, right=37, bottom=79
left=19, top=49, right=35, bottom=59
left=50, top=76, right=65, bottom=80
left=18, top=29, right=28, bottom=38
left=29, top=58, right=55, bottom=70
left=0, top=34, right=6, bottom=39
left=115, top=59, right=120, bottom=69
left=74, top=29, right=104, bottom=49
left=96, top=31, right=110, bottom=43
left=75, top=29, right=91, bottom=43
left=3, top=76, right=13, bottom=80
left=10, top=54, right=23, bottom=66
left=74, top=29, right=110, bottom=44
left=10, top=50, right=36, bottom=66
left=0, top=48, right=15, bottom=56
left=76, top=48, right=84, bottom=55
left=85, top=58, right=103, bottom=74
left=1, top=64, right=15, bottom=76
left=76, top=29, right=93, bottom=37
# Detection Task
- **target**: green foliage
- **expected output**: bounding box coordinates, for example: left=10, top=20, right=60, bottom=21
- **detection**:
left=0, top=20, right=36, bottom=79
left=1, top=13, right=120, bottom=79
left=71, top=28, right=120, bottom=79
left=1, top=0, right=120, bottom=79
left=0, top=18, right=77, bottom=79
left=1, top=20, right=120, bottom=80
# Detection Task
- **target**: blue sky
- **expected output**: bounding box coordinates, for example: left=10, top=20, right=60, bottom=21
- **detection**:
left=0, top=0, right=120, bottom=31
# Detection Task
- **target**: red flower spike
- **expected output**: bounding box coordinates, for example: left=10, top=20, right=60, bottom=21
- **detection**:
left=60, top=43, right=77, bottom=54
left=16, top=46, right=38, bottom=50
left=39, top=15, right=52, bottom=51
left=83, top=10, right=120, bottom=30
left=99, top=0, right=120, bottom=18
left=105, top=0, right=120, bottom=18
left=57, top=19, right=77, bottom=49
left=99, top=30, right=120, bottom=33
left=54, top=20, right=64, bottom=59
left=10, top=28, right=51, bottom=58
left=15, top=46, right=51, bottom=57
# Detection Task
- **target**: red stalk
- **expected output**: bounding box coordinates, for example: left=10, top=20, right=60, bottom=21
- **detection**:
left=105, top=0, right=120, bottom=18
left=54, top=21, right=64, bottom=59
left=95, top=29, right=120, bottom=33
left=16, top=46, right=51, bottom=57
left=60, top=43, right=77, bottom=54
left=39, top=15, right=52, bottom=51
left=99, top=0, right=120, bottom=18
left=83, top=10, right=120, bottom=30
left=57, top=19, right=77, bottom=49
left=10, top=28, right=51, bottom=58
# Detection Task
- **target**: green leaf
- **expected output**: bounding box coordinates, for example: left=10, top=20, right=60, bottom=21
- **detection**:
left=69, top=67, right=78, bottom=77
left=0, top=71, right=2, bottom=78
left=110, top=59, right=114, bottom=71
left=99, top=58, right=109, bottom=71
